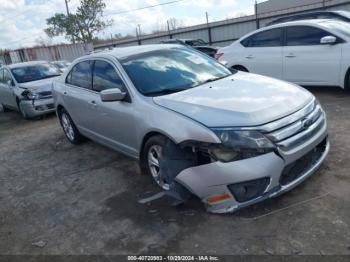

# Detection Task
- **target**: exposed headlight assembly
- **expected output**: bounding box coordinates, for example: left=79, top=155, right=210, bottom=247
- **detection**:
left=209, top=130, right=276, bottom=163
left=21, top=90, right=38, bottom=100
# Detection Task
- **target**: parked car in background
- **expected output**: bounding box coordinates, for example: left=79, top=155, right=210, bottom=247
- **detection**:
left=217, top=19, right=350, bottom=90
left=267, top=10, right=350, bottom=26
left=50, top=60, right=71, bottom=73
left=53, top=45, right=329, bottom=213
left=161, top=38, right=219, bottom=58
left=0, top=61, right=60, bottom=118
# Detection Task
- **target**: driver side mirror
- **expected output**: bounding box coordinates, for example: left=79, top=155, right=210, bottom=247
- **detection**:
left=320, top=36, right=337, bottom=45
left=100, top=88, right=126, bottom=102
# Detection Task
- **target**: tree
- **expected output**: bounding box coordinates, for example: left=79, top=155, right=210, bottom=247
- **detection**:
left=167, top=17, right=184, bottom=30
left=45, top=0, right=112, bottom=43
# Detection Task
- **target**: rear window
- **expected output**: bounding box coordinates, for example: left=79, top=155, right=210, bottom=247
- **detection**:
left=66, top=61, right=92, bottom=89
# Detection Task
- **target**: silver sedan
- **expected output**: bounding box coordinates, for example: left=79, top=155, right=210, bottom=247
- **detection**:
left=53, top=45, right=329, bottom=213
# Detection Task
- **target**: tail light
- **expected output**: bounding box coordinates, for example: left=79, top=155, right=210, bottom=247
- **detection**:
left=215, top=51, right=224, bottom=60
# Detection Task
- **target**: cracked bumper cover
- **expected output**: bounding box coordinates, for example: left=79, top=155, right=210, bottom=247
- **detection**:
left=20, top=98, right=55, bottom=117
left=175, top=122, right=329, bottom=214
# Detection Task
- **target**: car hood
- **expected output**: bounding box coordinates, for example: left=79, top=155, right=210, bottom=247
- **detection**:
left=153, top=72, right=313, bottom=127
left=18, top=77, right=60, bottom=93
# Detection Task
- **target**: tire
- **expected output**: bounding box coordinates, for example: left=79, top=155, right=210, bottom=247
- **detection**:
left=0, top=103, right=9, bottom=113
left=232, top=65, right=248, bottom=72
left=18, top=101, right=30, bottom=119
left=58, top=109, right=85, bottom=144
left=345, top=70, right=350, bottom=92
left=141, top=135, right=170, bottom=190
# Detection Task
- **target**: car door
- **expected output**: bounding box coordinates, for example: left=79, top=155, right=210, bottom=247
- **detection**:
left=283, top=25, right=342, bottom=86
left=0, top=69, right=18, bottom=108
left=240, top=28, right=283, bottom=79
left=89, top=59, right=137, bottom=156
left=64, top=60, right=98, bottom=131
left=0, top=69, right=5, bottom=105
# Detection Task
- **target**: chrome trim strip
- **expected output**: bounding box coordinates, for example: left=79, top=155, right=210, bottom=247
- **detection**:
left=266, top=104, right=322, bottom=142
left=277, top=114, right=325, bottom=150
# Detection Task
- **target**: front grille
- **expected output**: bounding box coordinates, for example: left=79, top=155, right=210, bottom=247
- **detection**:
left=279, top=138, right=327, bottom=186
left=38, top=91, right=52, bottom=99
left=264, top=100, right=326, bottom=151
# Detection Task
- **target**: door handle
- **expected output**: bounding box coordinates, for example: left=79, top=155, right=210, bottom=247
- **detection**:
left=63, top=91, right=67, bottom=95
left=245, top=55, right=254, bottom=59
left=285, top=53, right=296, bottom=58
left=90, top=100, right=97, bottom=106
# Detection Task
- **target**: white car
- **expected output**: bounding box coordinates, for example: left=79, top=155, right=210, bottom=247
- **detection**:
left=216, top=19, right=350, bottom=90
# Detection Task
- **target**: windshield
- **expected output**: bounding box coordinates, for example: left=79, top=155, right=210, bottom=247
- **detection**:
left=11, top=63, right=61, bottom=83
left=322, top=20, right=350, bottom=37
left=121, top=48, right=232, bottom=96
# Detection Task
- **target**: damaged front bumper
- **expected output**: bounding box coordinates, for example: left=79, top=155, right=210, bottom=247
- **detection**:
left=175, top=125, right=329, bottom=214
left=20, top=98, right=55, bottom=118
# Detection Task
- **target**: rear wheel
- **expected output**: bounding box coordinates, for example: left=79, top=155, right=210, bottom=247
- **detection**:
left=59, top=109, right=85, bottom=144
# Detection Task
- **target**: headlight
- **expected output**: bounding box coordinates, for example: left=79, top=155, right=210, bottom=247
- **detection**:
left=21, top=90, right=38, bottom=100
left=209, top=129, right=276, bottom=162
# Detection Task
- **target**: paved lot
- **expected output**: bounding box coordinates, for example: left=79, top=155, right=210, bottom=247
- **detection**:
left=0, top=86, right=349, bottom=255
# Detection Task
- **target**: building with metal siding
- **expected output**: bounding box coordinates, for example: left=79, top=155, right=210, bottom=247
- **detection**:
left=0, top=43, right=93, bottom=65
left=94, top=0, right=350, bottom=50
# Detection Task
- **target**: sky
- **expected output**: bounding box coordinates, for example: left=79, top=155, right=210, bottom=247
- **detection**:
left=0, top=0, right=260, bottom=49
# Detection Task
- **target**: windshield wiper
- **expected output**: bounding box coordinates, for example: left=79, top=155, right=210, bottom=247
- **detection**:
left=193, top=74, right=232, bottom=87
left=144, top=87, right=189, bottom=96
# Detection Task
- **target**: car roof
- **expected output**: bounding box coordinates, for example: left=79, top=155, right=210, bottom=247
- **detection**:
left=257, top=19, right=345, bottom=32
left=7, top=60, right=48, bottom=69
left=87, top=44, right=183, bottom=60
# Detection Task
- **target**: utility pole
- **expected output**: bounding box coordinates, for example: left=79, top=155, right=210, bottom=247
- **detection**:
left=254, top=0, right=259, bottom=29
left=64, top=0, right=75, bottom=44
left=167, top=20, right=172, bottom=39
left=138, top=24, right=142, bottom=36
left=110, top=34, right=114, bottom=48
left=136, top=27, right=141, bottom=45
left=206, top=12, right=212, bottom=45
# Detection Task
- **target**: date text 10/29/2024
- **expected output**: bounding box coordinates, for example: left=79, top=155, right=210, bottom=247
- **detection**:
left=127, top=255, right=220, bottom=261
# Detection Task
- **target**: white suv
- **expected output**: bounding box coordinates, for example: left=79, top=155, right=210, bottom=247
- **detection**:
left=217, top=19, right=350, bottom=90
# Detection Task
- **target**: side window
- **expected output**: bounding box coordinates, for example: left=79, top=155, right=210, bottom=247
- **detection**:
left=3, top=70, right=13, bottom=85
left=241, top=28, right=283, bottom=47
left=286, top=26, right=331, bottom=46
left=67, top=61, right=92, bottom=89
left=0, top=69, right=4, bottom=83
left=92, top=60, right=125, bottom=92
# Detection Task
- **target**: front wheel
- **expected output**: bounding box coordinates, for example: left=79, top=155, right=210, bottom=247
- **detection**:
left=345, top=70, right=350, bottom=92
left=18, top=101, right=30, bottom=119
left=59, top=109, right=85, bottom=144
left=142, top=135, right=170, bottom=191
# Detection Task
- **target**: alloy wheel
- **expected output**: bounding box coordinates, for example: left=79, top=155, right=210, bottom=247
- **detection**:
left=147, top=144, right=170, bottom=190
left=61, top=113, right=75, bottom=141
